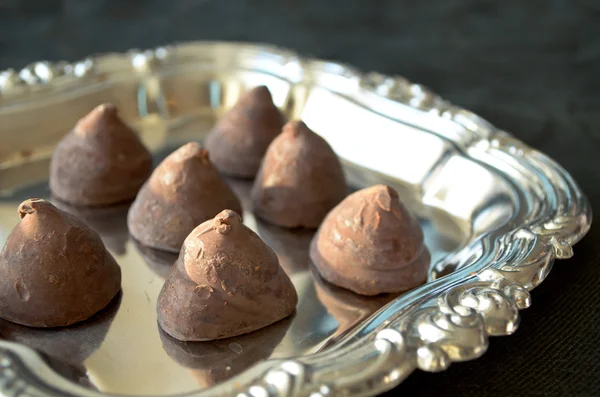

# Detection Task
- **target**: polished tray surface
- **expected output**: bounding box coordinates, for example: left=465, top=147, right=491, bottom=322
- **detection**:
left=0, top=42, right=591, bottom=397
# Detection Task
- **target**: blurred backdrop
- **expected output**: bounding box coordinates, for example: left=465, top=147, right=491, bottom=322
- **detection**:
left=1, top=1, right=599, bottom=396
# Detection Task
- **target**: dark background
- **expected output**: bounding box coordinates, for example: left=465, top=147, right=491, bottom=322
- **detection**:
left=1, top=0, right=599, bottom=396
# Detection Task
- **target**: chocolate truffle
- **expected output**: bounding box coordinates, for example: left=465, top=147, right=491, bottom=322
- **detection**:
left=251, top=120, right=347, bottom=228
left=310, top=185, right=430, bottom=296
left=127, top=142, right=243, bottom=252
left=0, top=199, right=122, bottom=327
left=205, top=86, right=284, bottom=178
left=158, top=209, right=297, bottom=341
left=50, top=103, right=153, bottom=206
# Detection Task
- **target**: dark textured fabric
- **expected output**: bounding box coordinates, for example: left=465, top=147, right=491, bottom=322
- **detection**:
left=1, top=1, right=599, bottom=396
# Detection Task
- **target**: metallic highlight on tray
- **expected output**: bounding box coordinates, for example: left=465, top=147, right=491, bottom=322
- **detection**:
left=0, top=42, right=591, bottom=397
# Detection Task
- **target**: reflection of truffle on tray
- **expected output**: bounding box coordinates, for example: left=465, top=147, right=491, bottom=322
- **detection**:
left=159, top=315, right=291, bottom=387
left=131, top=238, right=177, bottom=279
left=0, top=292, right=121, bottom=367
left=251, top=120, right=347, bottom=229
left=310, top=185, right=430, bottom=296
left=42, top=356, right=96, bottom=390
left=205, top=86, right=284, bottom=179
left=49, top=103, right=153, bottom=207
left=310, top=264, right=397, bottom=344
left=158, top=210, right=297, bottom=341
left=0, top=199, right=122, bottom=327
left=128, top=142, right=242, bottom=253
left=52, top=200, right=131, bottom=256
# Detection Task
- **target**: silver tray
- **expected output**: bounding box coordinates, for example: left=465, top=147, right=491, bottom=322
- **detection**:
left=0, top=42, right=591, bottom=397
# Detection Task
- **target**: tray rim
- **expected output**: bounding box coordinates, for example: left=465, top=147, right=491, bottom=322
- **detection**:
left=0, top=41, right=592, bottom=397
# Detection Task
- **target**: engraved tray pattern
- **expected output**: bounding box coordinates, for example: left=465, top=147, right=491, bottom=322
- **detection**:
left=0, top=42, right=592, bottom=397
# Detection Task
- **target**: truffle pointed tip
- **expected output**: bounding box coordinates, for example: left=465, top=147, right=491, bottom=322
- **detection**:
left=74, top=103, right=121, bottom=137
left=243, top=85, right=274, bottom=104
left=283, top=120, right=311, bottom=137
left=250, top=85, right=272, bottom=96
left=95, top=103, right=118, bottom=115
left=381, top=185, right=399, bottom=198
left=18, top=198, right=48, bottom=219
left=368, top=185, right=399, bottom=212
left=213, top=209, right=242, bottom=234
left=173, top=142, right=210, bottom=165
left=366, top=184, right=398, bottom=198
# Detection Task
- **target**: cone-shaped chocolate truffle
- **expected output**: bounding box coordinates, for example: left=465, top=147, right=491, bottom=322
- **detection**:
left=0, top=199, right=122, bottom=327
left=205, top=86, right=284, bottom=178
left=158, top=209, right=297, bottom=341
left=50, top=103, right=153, bottom=206
left=128, top=142, right=243, bottom=252
left=310, top=185, right=430, bottom=296
left=251, top=120, right=347, bottom=228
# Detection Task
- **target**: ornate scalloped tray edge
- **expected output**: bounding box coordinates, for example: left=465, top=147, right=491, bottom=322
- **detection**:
left=0, top=41, right=592, bottom=397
